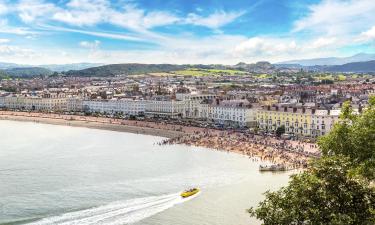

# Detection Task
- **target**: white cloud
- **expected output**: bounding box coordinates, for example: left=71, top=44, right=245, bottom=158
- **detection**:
left=106, top=4, right=180, bottom=31
left=80, top=40, right=100, bottom=49
left=0, top=44, right=38, bottom=59
left=0, top=0, right=8, bottom=15
left=0, top=38, right=10, bottom=43
left=294, top=0, right=375, bottom=37
left=0, top=19, right=38, bottom=35
left=52, top=0, right=109, bottom=26
left=358, top=26, right=375, bottom=42
left=0, top=0, right=361, bottom=65
left=40, top=24, right=143, bottom=42
left=310, top=37, right=337, bottom=49
left=185, top=10, right=245, bottom=29
left=17, top=0, right=58, bottom=23
left=11, top=0, right=242, bottom=31
left=231, top=36, right=343, bottom=63
left=234, top=37, right=299, bottom=56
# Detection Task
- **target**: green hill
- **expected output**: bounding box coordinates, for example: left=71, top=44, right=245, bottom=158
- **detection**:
left=0, top=70, right=10, bottom=79
left=5, top=67, right=53, bottom=77
left=63, top=64, right=188, bottom=77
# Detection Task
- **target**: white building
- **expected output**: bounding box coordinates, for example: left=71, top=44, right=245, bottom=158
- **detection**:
left=118, top=99, right=146, bottom=116
left=67, top=98, right=83, bottom=112
left=144, top=97, right=185, bottom=118
left=311, top=109, right=340, bottom=137
left=175, top=93, right=216, bottom=118
left=82, top=99, right=145, bottom=116
left=2, top=95, right=67, bottom=111
left=198, top=99, right=257, bottom=127
left=257, top=105, right=342, bottom=137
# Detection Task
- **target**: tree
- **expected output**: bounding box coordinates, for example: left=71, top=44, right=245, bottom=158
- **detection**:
left=275, top=125, right=285, bottom=137
left=318, top=99, right=375, bottom=179
left=250, top=97, right=375, bottom=224
left=249, top=156, right=375, bottom=225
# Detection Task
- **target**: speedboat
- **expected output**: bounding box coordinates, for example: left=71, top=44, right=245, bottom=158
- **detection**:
left=180, top=188, right=200, bottom=198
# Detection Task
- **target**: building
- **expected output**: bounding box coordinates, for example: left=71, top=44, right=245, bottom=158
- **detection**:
left=82, top=99, right=145, bottom=116
left=199, top=99, right=257, bottom=127
left=144, top=96, right=184, bottom=118
left=311, top=109, right=340, bottom=137
left=67, top=97, right=83, bottom=112
left=1, top=95, right=67, bottom=111
left=176, top=93, right=217, bottom=118
left=257, top=105, right=340, bottom=137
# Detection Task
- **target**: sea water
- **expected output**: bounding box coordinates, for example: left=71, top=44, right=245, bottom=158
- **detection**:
left=0, top=120, right=291, bottom=225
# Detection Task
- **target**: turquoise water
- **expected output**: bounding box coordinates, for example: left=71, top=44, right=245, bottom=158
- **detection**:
left=0, top=120, right=291, bottom=225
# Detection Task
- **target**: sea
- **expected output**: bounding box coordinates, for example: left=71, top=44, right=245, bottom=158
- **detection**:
left=0, top=120, right=292, bottom=225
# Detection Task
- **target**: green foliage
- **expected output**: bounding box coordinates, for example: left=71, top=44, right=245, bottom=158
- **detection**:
left=5, top=67, right=53, bottom=77
left=249, top=156, right=375, bottom=225
left=318, top=98, right=375, bottom=179
left=0, top=70, right=10, bottom=79
left=64, top=64, right=187, bottom=77
left=173, top=68, right=246, bottom=76
left=250, top=97, right=375, bottom=224
left=275, top=125, right=285, bottom=137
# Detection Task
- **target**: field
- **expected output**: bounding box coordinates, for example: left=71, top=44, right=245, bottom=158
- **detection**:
left=171, top=68, right=248, bottom=76
left=315, top=74, right=347, bottom=81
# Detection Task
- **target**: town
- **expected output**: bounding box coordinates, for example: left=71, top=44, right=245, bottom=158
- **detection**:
left=0, top=66, right=373, bottom=140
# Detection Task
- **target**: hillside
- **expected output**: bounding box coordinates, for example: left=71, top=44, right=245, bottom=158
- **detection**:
left=41, top=63, right=104, bottom=72
left=326, top=60, right=375, bottom=72
left=5, top=67, right=53, bottom=77
left=0, top=70, right=9, bottom=79
left=279, top=53, right=375, bottom=66
left=63, top=64, right=188, bottom=76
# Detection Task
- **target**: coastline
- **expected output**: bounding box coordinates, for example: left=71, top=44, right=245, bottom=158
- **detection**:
left=0, top=113, right=184, bottom=138
left=0, top=111, right=319, bottom=169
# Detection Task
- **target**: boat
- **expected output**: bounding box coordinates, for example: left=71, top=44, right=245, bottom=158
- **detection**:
left=259, top=164, right=287, bottom=172
left=180, top=188, right=200, bottom=198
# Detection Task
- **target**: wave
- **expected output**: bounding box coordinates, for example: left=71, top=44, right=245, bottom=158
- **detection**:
left=26, top=192, right=198, bottom=225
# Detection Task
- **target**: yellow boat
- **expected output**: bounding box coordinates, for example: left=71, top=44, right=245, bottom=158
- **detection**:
left=180, top=188, right=200, bottom=198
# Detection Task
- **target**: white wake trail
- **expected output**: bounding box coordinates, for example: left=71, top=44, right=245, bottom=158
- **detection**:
left=27, top=192, right=198, bottom=225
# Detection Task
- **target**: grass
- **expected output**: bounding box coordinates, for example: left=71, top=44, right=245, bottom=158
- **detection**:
left=256, top=74, right=272, bottom=79
left=314, top=74, right=347, bottom=81
left=171, top=68, right=247, bottom=76
left=337, top=74, right=346, bottom=81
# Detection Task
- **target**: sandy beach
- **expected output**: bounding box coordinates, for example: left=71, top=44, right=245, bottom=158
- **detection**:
left=0, top=111, right=184, bottom=138
left=0, top=110, right=320, bottom=168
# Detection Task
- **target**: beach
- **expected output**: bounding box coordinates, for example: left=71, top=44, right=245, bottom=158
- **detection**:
left=0, top=111, right=184, bottom=138
left=0, top=110, right=320, bottom=168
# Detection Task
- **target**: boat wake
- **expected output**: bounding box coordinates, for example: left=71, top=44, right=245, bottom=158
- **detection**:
left=27, top=192, right=197, bottom=225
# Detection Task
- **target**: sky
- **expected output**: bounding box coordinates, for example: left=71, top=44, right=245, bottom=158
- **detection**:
left=0, top=0, right=375, bottom=65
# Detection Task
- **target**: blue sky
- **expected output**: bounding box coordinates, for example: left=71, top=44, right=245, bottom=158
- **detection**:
left=0, top=0, right=374, bottom=65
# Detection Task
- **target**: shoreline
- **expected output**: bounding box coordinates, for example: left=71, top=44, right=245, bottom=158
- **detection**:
left=0, top=113, right=184, bottom=138
left=0, top=111, right=320, bottom=169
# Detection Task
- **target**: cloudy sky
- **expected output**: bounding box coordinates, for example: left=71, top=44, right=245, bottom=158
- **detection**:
left=0, top=0, right=374, bottom=65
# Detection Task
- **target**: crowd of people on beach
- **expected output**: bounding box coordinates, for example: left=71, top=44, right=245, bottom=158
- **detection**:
left=1, top=111, right=320, bottom=169
left=159, top=130, right=320, bottom=169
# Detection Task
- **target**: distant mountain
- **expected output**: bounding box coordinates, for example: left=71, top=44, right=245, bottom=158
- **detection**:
left=326, top=60, right=375, bottom=72
left=64, top=63, right=187, bottom=77
left=41, top=63, right=104, bottom=72
left=279, top=53, right=375, bottom=66
left=0, top=62, right=28, bottom=69
left=5, top=67, right=53, bottom=77
left=0, top=62, right=104, bottom=72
